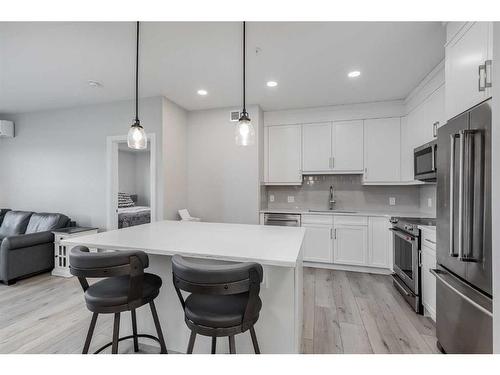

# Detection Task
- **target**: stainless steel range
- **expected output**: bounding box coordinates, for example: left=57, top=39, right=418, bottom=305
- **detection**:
left=389, top=216, right=436, bottom=314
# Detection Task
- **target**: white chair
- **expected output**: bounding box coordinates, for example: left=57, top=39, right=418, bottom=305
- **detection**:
left=178, top=209, right=201, bottom=222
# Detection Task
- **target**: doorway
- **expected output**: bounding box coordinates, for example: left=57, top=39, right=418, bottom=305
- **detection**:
left=106, top=134, right=157, bottom=230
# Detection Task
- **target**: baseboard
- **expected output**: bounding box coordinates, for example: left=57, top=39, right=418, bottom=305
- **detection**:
left=304, top=261, right=392, bottom=275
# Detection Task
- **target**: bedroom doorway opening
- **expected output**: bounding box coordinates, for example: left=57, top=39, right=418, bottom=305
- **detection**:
left=106, top=134, right=157, bottom=230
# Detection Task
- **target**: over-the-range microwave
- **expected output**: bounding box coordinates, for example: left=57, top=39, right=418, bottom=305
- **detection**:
left=414, top=139, right=437, bottom=182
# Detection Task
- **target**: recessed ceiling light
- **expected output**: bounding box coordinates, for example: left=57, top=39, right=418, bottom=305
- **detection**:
left=266, top=81, right=278, bottom=87
left=348, top=71, right=361, bottom=78
left=87, top=80, right=102, bottom=88
left=197, top=89, right=208, bottom=96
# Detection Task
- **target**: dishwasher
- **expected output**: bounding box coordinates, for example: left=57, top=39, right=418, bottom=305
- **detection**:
left=263, top=213, right=301, bottom=227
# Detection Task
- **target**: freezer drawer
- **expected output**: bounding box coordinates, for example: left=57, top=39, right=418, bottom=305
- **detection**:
left=432, top=267, right=492, bottom=353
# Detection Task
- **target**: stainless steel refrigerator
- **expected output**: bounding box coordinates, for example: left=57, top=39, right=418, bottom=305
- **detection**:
left=433, top=99, right=492, bottom=353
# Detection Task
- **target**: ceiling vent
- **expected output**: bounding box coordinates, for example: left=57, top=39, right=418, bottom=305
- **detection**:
left=229, top=110, right=241, bottom=122
left=0, top=120, right=14, bottom=138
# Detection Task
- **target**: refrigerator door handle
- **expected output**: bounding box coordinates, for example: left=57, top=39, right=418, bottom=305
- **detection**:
left=449, top=133, right=458, bottom=257
left=458, top=130, right=465, bottom=260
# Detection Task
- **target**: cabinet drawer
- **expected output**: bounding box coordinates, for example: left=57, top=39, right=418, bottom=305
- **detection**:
left=421, top=229, right=436, bottom=250
left=301, top=214, right=333, bottom=225
left=334, top=215, right=367, bottom=226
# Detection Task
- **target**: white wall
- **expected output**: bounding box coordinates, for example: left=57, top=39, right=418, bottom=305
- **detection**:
left=0, top=97, right=164, bottom=229
left=187, top=105, right=262, bottom=224
left=118, top=150, right=138, bottom=195
left=492, top=22, right=500, bottom=354
left=118, top=149, right=151, bottom=206
left=162, top=98, right=188, bottom=220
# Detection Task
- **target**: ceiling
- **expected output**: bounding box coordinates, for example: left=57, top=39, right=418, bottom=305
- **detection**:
left=0, top=22, right=445, bottom=114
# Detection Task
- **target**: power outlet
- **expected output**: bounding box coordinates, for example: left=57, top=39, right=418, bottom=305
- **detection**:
left=287, top=195, right=295, bottom=203
left=427, top=198, right=432, bottom=208
left=269, top=194, right=275, bottom=202
left=389, top=197, right=396, bottom=206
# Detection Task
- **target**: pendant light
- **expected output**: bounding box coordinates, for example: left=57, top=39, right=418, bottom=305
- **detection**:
left=127, top=21, right=147, bottom=150
left=235, top=21, right=255, bottom=146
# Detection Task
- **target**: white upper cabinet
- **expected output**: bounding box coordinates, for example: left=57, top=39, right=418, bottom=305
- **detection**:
left=332, top=120, right=364, bottom=172
left=266, top=125, right=302, bottom=184
left=302, top=120, right=364, bottom=174
left=363, top=118, right=401, bottom=184
left=302, top=123, right=332, bottom=172
left=445, top=22, right=493, bottom=120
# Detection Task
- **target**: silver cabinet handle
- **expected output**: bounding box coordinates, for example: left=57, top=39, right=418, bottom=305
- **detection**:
left=485, top=60, right=492, bottom=88
left=433, top=121, right=439, bottom=138
left=479, top=63, right=486, bottom=92
left=458, top=130, right=465, bottom=260
left=330, top=228, right=333, bottom=239
left=331, top=156, right=334, bottom=169
left=449, top=134, right=457, bottom=257
left=334, top=228, right=337, bottom=240
left=425, top=238, right=436, bottom=245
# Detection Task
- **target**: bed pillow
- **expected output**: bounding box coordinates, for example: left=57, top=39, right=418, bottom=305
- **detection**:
left=118, top=192, right=135, bottom=208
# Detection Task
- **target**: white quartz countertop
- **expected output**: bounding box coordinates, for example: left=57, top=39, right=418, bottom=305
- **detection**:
left=62, top=220, right=305, bottom=268
left=418, top=224, right=436, bottom=232
left=260, top=208, right=435, bottom=219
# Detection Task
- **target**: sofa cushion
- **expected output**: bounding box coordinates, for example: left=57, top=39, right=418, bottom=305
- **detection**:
left=0, top=209, right=11, bottom=226
left=25, top=213, right=70, bottom=234
left=0, top=211, right=33, bottom=237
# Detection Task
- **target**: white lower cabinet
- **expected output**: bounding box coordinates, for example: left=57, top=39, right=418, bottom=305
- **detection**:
left=302, top=224, right=333, bottom=263
left=421, top=229, right=437, bottom=321
left=333, top=215, right=368, bottom=266
left=367, top=217, right=393, bottom=268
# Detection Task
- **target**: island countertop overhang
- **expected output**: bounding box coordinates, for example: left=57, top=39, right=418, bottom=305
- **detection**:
left=62, top=220, right=305, bottom=268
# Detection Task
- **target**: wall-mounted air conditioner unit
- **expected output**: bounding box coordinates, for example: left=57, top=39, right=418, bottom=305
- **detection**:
left=0, top=120, right=14, bottom=138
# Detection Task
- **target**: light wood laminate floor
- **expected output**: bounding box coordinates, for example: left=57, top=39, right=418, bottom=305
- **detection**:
left=0, top=268, right=438, bottom=354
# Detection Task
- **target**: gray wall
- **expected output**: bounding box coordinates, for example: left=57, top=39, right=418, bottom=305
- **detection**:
left=0, top=97, right=164, bottom=229
left=264, top=174, right=436, bottom=216
left=162, top=98, right=188, bottom=220
left=187, top=105, right=262, bottom=224
left=118, top=149, right=151, bottom=206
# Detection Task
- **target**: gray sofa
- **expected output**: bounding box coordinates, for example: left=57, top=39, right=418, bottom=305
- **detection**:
left=0, top=210, right=71, bottom=285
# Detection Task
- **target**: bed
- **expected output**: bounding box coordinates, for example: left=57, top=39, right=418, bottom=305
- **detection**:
left=117, top=193, right=151, bottom=228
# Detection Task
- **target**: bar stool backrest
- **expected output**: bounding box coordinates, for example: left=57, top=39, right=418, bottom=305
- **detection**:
left=171, top=255, right=263, bottom=327
left=69, top=246, right=149, bottom=305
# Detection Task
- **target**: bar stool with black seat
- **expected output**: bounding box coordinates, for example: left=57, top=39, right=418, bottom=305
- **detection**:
left=69, top=246, right=168, bottom=354
left=171, top=254, right=263, bottom=354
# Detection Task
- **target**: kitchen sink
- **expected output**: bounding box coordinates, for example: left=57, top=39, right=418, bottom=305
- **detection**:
left=308, top=209, right=357, bottom=214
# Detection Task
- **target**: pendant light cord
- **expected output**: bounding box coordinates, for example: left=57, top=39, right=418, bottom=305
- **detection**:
left=135, top=21, right=140, bottom=123
left=242, top=21, right=246, bottom=114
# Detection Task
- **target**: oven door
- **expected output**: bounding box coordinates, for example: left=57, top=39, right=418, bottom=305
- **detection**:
left=414, top=141, right=437, bottom=181
left=391, top=228, right=420, bottom=294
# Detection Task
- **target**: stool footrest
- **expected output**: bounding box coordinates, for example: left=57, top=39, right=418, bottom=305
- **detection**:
left=93, top=334, right=166, bottom=354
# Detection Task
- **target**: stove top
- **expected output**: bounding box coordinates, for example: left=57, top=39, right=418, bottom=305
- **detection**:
left=389, top=216, right=436, bottom=236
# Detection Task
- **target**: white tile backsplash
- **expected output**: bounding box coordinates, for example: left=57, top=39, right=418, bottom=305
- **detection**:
left=263, top=175, right=436, bottom=216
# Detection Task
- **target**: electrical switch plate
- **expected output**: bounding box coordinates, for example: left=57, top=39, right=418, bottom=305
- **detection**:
left=389, top=197, right=396, bottom=206
left=287, top=196, right=295, bottom=203
left=428, top=198, right=432, bottom=208
left=269, top=194, right=275, bottom=202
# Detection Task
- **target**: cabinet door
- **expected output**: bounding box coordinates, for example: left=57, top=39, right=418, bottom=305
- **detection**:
left=367, top=217, right=392, bottom=269
left=332, top=120, right=364, bottom=172
left=302, top=123, right=332, bottom=172
left=400, top=115, right=414, bottom=183
left=267, top=125, right=302, bottom=184
left=302, top=224, right=333, bottom=263
left=421, top=246, right=437, bottom=320
left=445, top=22, right=491, bottom=121
left=424, top=85, right=445, bottom=142
left=333, top=225, right=368, bottom=266
left=363, top=118, right=401, bottom=183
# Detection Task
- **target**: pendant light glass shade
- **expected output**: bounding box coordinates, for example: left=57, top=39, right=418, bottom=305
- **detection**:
left=127, top=120, right=147, bottom=149
left=128, top=21, right=147, bottom=150
left=235, top=111, right=255, bottom=146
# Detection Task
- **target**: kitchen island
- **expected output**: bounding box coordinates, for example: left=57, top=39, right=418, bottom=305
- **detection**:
left=63, top=220, right=305, bottom=354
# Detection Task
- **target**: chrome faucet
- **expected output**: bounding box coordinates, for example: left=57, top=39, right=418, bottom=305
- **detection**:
left=329, top=185, right=336, bottom=210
